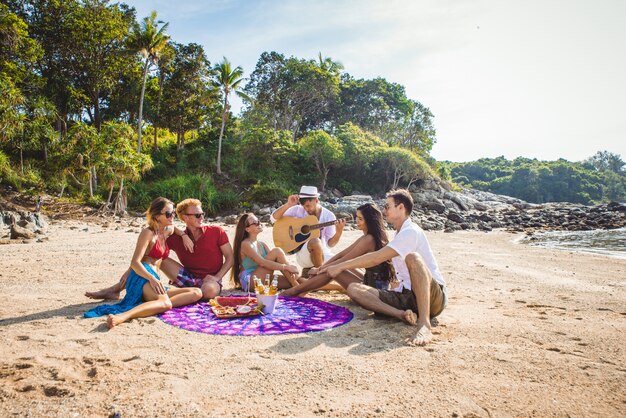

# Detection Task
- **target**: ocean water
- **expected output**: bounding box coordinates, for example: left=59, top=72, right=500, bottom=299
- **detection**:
left=523, top=228, right=626, bottom=259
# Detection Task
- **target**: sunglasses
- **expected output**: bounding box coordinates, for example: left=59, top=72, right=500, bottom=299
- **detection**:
left=299, top=197, right=315, bottom=205
left=163, top=210, right=175, bottom=219
left=185, top=212, right=204, bottom=219
left=247, top=220, right=260, bottom=227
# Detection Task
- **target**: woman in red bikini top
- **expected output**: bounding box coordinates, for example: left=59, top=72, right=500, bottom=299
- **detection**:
left=85, top=197, right=202, bottom=329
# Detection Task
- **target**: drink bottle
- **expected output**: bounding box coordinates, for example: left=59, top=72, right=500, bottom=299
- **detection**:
left=269, top=274, right=279, bottom=295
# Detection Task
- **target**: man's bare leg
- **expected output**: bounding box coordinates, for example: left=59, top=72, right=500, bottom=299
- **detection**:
left=347, top=283, right=417, bottom=325
left=404, top=253, right=434, bottom=346
left=201, top=280, right=220, bottom=300
left=307, top=238, right=324, bottom=267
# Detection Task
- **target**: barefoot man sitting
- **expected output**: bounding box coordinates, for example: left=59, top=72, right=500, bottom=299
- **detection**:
left=321, top=189, right=448, bottom=346
left=86, top=198, right=234, bottom=301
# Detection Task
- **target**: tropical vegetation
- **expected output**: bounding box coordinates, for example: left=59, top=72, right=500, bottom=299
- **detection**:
left=1, top=1, right=623, bottom=214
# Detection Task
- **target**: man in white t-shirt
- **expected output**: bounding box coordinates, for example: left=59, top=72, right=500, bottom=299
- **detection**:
left=271, top=186, right=346, bottom=269
left=322, top=189, right=448, bottom=346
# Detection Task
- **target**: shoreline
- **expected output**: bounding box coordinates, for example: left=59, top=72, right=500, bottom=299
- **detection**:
left=0, top=222, right=625, bottom=416
left=519, top=227, right=626, bottom=259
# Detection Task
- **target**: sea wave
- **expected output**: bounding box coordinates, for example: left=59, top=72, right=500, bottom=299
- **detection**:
left=522, top=228, right=626, bottom=259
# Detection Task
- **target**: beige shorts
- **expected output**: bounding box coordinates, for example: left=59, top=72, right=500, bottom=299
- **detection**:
left=295, top=243, right=333, bottom=268
left=378, top=276, right=446, bottom=318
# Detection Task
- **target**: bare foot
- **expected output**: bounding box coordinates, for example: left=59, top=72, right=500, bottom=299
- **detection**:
left=401, top=309, right=417, bottom=325
left=287, top=274, right=300, bottom=288
left=406, top=323, right=433, bottom=346
left=85, top=289, right=121, bottom=300
left=107, top=314, right=119, bottom=329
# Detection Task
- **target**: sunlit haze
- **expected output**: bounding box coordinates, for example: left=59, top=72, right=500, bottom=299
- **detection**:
left=122, top=0, right=626, bottom=162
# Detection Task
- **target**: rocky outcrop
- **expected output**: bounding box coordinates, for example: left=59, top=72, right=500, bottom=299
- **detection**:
left=211, top=178, right=624, bottom=234
left=318, top=181, right=626, bottom=233
left=0, top=210, right=49, bottom=243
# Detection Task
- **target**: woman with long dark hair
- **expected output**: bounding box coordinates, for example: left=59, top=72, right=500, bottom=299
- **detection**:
left=282, top=202, right=392, bottom=296
left=232, top=213, right=300, bottom=291
left=85, top=197, right=202, bottom=328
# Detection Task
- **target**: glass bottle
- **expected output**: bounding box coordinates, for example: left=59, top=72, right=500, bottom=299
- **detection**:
left=269, top=274, right=279, bottom=295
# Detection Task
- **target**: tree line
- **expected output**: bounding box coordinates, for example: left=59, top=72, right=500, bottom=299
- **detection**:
left=443, top=151, right=626, bottom=204
left=2, top=1, right=623, bottom=213
left=0, top=1, right=437, bottom=214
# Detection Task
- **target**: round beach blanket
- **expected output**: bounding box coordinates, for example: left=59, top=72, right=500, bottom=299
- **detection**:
left=159, top=296, right=353, bottom=336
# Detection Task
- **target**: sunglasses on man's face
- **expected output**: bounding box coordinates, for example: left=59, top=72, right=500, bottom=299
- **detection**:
left=185, top=212, right=204, bottom=219
left=163, top=210, right=175, bottom=219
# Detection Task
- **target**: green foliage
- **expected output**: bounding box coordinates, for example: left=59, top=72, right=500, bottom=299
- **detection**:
left=127, top=10, right=170, bottom=152
left=336, top=180, right=353, bottom=195
left=232, top=127, right=301, bottom=185
left=0, top=4, right=43, bottom=86
left=243, top=51, right=341, bottom=136
left=0, top=74, right=25, bottom=143
left=299, top=130, right=344, bottom=190
left=2, top=2, right=445, bottom=208
left=20, top=163, right=44, bottom=188
left=247, top=181, right=290, bottom=205
left=446, top=154, right=626, bottom=204
left=373, top=146, right=432, bottom=190
left=0, top=150, right=19, bottom=187
left=159, top=42, right=216, bottom=149
left=127, top=174, right=238, bottom=215
left=583, top=150, right=625, bottom=174
left=212, top=56, right=246, bottom=174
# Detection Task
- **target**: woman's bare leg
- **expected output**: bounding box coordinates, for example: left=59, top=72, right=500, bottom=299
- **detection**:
left=165, top=287, right=203, bottom=307
left=107, top=283, right=172, bottom=329
left=159, top=258, right=184, bottom=284
left=282, top=270, right=362, bottom=297
left=107, top=286, right=202, bottom=329
left=264, top=248, right=300, bottom=286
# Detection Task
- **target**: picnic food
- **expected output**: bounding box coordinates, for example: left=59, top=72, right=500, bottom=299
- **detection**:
left=208, top=296, right=262, bottom=318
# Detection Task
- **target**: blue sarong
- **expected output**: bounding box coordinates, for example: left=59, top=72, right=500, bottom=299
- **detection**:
left=84, top=263, right=161, bottom=318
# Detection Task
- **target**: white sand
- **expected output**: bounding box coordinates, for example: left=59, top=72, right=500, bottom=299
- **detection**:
left=0, top=220, right=624, bottom=416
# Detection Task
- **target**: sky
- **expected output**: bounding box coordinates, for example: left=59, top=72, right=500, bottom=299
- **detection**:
left=122, top=0, right=626, bottom=163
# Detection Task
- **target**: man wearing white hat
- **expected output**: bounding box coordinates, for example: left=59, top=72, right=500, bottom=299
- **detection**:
left=271, top=186, right=346, bottom=270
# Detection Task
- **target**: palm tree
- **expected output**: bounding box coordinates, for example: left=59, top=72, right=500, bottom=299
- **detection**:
left=128, top=11, right=169, bottom=153
left=317, top=52, right=344, bottom=75
left=213, top=57, right=245, bottom=174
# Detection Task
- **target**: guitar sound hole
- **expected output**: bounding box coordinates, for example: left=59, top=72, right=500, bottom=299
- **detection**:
left=300, top=225, right=310, bottom=234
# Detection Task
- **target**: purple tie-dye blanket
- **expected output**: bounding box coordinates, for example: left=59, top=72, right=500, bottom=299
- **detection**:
left=159, top=296, right=353, bottom=336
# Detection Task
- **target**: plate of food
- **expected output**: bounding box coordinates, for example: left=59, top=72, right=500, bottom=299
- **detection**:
left=209, top=296, right=263, bottom=319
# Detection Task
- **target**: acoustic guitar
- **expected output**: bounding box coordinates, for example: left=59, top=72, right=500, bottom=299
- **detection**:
left=272, top=215, right=348, bottom=254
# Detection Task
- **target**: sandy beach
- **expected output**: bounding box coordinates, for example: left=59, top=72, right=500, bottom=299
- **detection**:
left=0, top=219, right=624, bottom=417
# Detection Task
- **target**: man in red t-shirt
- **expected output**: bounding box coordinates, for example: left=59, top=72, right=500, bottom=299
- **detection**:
left=160, top=199, right=233, bottom=299
left=85, top=199, right=234, bottom=300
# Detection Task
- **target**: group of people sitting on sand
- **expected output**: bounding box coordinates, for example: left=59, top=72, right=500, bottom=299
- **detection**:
left=85, top=186, right=448, bottom=346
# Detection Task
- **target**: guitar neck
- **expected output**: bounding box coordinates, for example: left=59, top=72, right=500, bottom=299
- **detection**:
left=309, top=218, right=344, bottom=231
